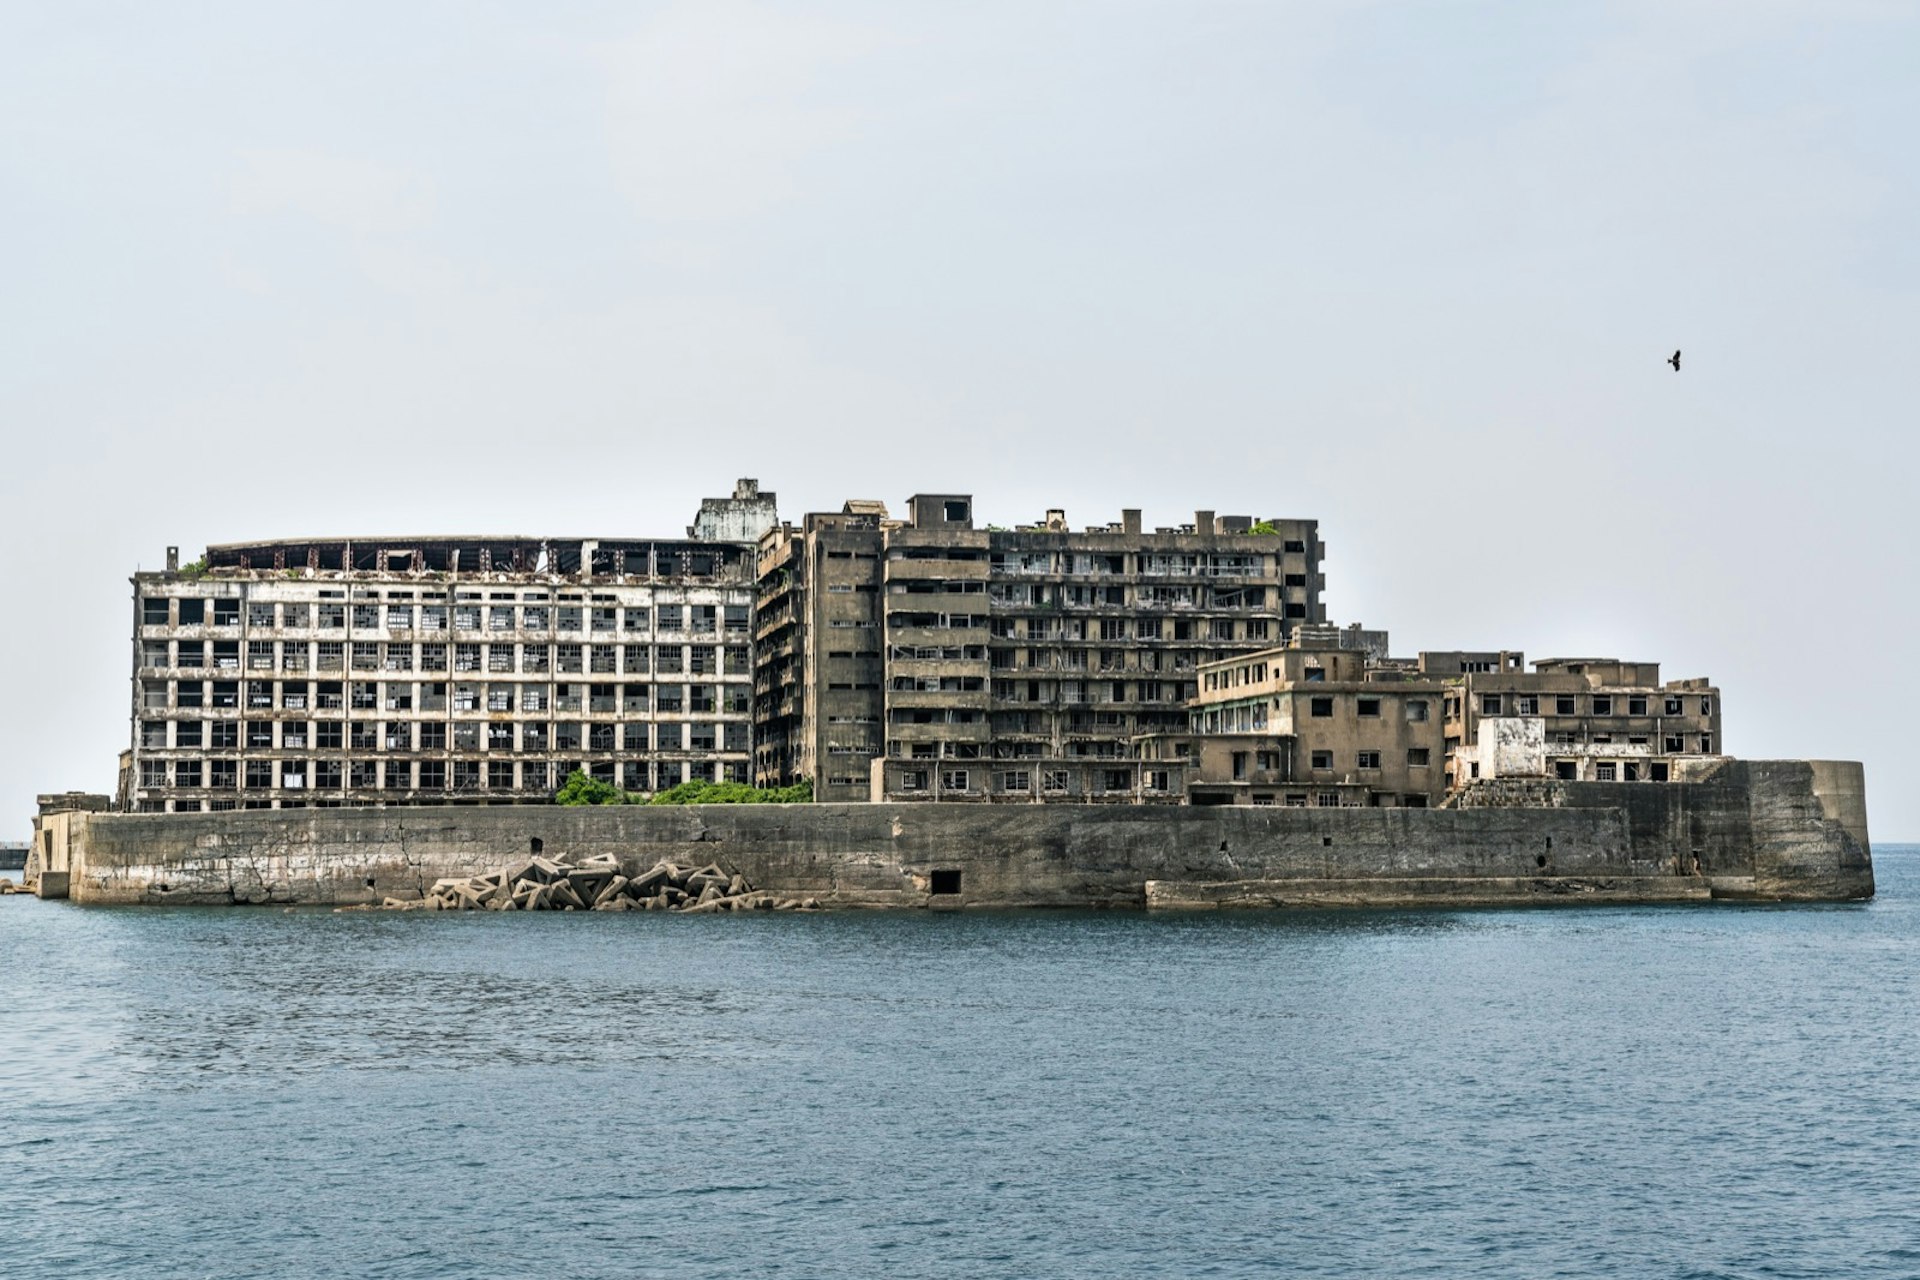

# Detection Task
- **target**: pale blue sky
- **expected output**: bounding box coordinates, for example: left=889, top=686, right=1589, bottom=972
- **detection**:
left=4, top=2, right=1916, bottom=834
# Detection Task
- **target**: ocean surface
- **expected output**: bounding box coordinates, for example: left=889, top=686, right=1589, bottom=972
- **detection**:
left=2, top=850, right=1917, bottom=1280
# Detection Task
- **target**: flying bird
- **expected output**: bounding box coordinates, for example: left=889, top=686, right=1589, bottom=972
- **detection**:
left=1668, top=350, right=1681, bottom=371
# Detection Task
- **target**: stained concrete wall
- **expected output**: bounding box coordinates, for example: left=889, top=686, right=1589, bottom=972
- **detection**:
left=49, top=760, right=1871, bottom=909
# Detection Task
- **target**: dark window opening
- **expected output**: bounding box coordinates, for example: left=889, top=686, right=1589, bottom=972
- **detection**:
left=930, top=869, right=963, bottom=895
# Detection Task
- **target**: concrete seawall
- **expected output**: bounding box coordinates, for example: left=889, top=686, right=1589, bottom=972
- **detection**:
left=38, top=760, right=1873, bottom=909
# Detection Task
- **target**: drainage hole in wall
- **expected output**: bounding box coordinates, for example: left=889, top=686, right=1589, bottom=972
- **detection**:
left=1536, top=854, right=1548, bottom=869
left=1322, top=836, right=1333, bottom=847
left=530, top=837, right=544, bottom=855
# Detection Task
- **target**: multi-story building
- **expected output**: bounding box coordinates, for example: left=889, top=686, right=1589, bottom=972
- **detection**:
left=1439, top=656, right=1723, bottom=786
left=128, top=527, right=760, bottom=813
left=754, top=494, right=1326, bottom=803
left=753, top=502, right=889, bottom=802
left=876, top=496, right=1325, bottom=802
left=1148, top=643, right=1447, bottom=807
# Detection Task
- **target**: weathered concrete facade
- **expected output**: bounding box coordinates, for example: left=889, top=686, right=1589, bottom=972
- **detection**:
left=40, top=761, right=1873, bottom=909
left=752, top=504, right=888, bottom=803
left=753, top=495, right=1326, bottom=803
left=1441, top=657, right=1722, bottom=787
left=129, top=534, right=758, bottom=812
left=1169, top=645, right=1448, bottom=807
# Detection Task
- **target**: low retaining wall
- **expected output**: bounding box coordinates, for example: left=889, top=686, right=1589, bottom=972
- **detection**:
left=48, top=760, right=1873, bottom=909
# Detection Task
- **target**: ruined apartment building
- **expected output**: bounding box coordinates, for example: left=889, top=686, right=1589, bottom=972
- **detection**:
left=750, top=495, right=1325, bottom=803
left=752, top=502, right=889, bottom=803
left=126, top=485, right=778, bottom=813
left=1436, top=655, right=1723, bottom=786
left=1148, top=643, right=1447, bottom=807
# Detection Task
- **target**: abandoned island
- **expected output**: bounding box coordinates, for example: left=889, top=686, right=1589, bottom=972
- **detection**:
left=22, top=479, right=1872, bottom=908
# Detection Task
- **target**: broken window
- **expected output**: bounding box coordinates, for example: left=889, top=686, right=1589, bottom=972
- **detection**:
left=385, top=762, right=413, bottom=790
left=1358, top=698, right=1381, bottom=718
left=316, top=722, right=343, bottom=749
left=1556, top=696, right=1576, bottom=716
left=418, top=722, right=445, bottom=749
left=1515, top=696, right=1538, bottom=715
left=487, top=645, right=513, bottom=673
left=213, top=600, right=240, bottom=627
left=281, top=643, right=308, bottom=672
left=281, top=684, right=308, bottom=710
left=1481, top=694, right=1503, bottom=716
left=1310, top=697, right=1334, bottom=718
left=1699, top=734, right=1714, bottom=753
left=316, top=642, right=344, bottom=671
left=316, top=604, right=344, bottom=629
left=213, top=641, right=240, bottom=670
left=590, top=644, right=617, bottom=673
left=383, top=644, right=414, bottom=672
left=351, top=641, right=379, bottom=671
left=143, top=598, right=172, bottom=626
left=1311, top=749, right=1332, bottom=770
left=555, top=683, right=583, bottom=712
left=176, top=682, right=204, bottom=708
left=555, top=722, right=582, bottom=751
left=557, top=644, right=583, bottom=674
left=1356, top=750, right=1381, bottom=770
left=490, top=723, right=515, bottom=751
left=1628, top=697, right=1648, bottom=716
left=450, top=762, right=479, bottom=791
left=1408, top=747, right=1430, bottom=767
left=591, top=606, right=618, bottom=633
left=1592, top=696, right=1613, bottom=715
left=556, top=606, right=583, bottom=632
left=209, top=759, right=238, bottom=788
left=523, top=645, right=551, bottom=673
left=521, top=685, right=549, bottom=713
left=590, top=683, right=617, bottom=713
left=245, top=761, right=273, bottom=788
left=487, top=763, right=514, bottom=790
left=523, top=724, right=549, bottom=750
left=1700, top=697, right=1713, bottom=716
left=489, top=606, right=515, bottom=631
left=487, top=685, right=513, bottom=712
left=174, top=761, right=203, bottom=788
left=419, top=643, right=447, bottom=672
left=247, top=681, right=273, bottom=708
left=142, top=640, right=170, bottom=668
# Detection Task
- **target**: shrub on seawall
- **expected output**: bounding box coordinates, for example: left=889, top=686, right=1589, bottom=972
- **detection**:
left=551, top=770, right=813, bottom=806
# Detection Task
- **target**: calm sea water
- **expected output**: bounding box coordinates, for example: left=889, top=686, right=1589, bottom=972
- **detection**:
left=3, top=851, right=1917, bottom=1280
